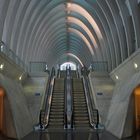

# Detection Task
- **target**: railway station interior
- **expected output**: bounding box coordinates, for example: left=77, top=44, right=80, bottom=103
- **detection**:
left=0, top=0, right=140, bottom=140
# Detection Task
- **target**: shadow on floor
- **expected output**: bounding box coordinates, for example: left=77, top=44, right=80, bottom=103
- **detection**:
left=22, top=130, right=140, bottom=140
left=0, top=133, right=16, bottom=140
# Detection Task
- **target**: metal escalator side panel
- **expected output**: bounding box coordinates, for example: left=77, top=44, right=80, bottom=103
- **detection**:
left=44, top=77, right=55, bottom=128
left=39, top=67, right=55, bottom=129
left=82, top=76, right=100, bottom=129
left=82, top=77, right=93, bottom=128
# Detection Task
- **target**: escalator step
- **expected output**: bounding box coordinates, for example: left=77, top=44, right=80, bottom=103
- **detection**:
left=49, top=119, right=64, bottom=122
left=74, top=114, right=88, bottom=117
left=51, top=102, right=64, bottom=104
left=75, top=120, right=89, bottom=123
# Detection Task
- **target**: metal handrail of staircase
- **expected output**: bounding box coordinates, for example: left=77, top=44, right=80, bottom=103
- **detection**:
left=82, top=67, right=99, bottom=129
left=76, top=67, right=80, bottom=78
left=64, top=66, right=73, bottom=129
left=64, top=73, right=67, bottom=129
left=69, top=67, right=74, bottom=128
left=39, top=67, right=55, bottom=129
left=57, top=67, right=60, bottom=78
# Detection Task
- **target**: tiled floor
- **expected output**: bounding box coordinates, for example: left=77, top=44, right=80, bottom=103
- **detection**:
left=1, top=130, right=140, bottom=140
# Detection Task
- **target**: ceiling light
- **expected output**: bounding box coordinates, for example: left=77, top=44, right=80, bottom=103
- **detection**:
left=0, top=64, right=4, bottom=70
left=134, top=63, right=138, bottom=69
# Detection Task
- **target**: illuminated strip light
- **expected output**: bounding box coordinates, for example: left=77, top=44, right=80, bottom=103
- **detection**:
left=67, top=16, right=98, bottom=48
left=67, top=53, right=84, bottom=67
left=66, top=3, right=103, bottom=40
left=68, top=28, right=94, bottom=56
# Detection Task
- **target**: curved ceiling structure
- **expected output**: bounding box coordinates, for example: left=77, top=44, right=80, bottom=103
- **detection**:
left=0, top=0, right=140, bottom=71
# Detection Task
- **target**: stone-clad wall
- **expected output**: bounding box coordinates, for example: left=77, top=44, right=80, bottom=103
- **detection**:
left=89, top=72, right=115, bottom=124
left=106, top=71, right=140, bottom=139
left=23, top=74, right=49, bottom=125
left=106, top=50, right=140, bottom=138
left=0, top=74, right=33, bottom=139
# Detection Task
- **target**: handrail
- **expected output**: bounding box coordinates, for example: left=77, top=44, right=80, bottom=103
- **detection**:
left=64, top=77, right=67, bottom=129
left=82, top=67, right=99, bottom=128
left=76, top=67, right=80, bottom=78
left=0, top=41, right=28, bottom=72
left=42, top=67, right=55, bottom=109
left=57, top=68, right=60, bottom=78
left=65, top=66, right=73, bottom=129
left=82, top=77, right=94, bottom=127
left=39, top=67, right=55, bottom=129
left=69, top=68, right=74, bottom=128
left=44, top=77, right=55, bottom=128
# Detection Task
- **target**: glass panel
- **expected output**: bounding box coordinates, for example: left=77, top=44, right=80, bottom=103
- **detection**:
left=89, top=62, right=108, bottom=72
left=30, top=62, right=47, bottom=72
left=0, top=41, right=27, bottom=72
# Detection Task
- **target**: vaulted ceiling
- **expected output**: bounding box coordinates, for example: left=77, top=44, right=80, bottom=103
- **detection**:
left=0, top=0, right=140, bottom=71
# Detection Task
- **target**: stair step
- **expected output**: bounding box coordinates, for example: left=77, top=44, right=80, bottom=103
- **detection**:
left=74, top=104, right=86, bottom=106
left=74, top=120, right=89, bottom=123
left=74, top=114, right=88, bottom=117
left=50, top=112, right=64, bottom=115
left=51, top=108, right=64, bottom=110
left=74, top=101, right=86, bottom=103
left=51, top=102, right=64, bottom=105
left=49, top=123, right=64, bottom=125
left=49, top=118, right=63, bottom=120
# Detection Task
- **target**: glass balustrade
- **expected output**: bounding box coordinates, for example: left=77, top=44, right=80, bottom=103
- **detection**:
left=0, top=41, right=28, bottom=72
left=89, top=61, right=108, bottom=72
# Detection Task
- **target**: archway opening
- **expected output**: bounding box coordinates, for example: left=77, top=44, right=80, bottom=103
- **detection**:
left=0, top=86, right=5, bottom=135
left=134, top=86, right=140, bottom=130
left=60, top=62, right=77, bottom=70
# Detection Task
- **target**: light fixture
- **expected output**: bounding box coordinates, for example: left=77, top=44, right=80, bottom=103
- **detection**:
left=0, top=41, right=5, bottom=52
left=0, top=45, right=4, bottom=52
left=19, top=75, right=22, bottom=81
left=134, top=63, right=138, bottom=69
left=115, top=75, right=119, bottom=80
left=67, top=3, right=72, bottom=8
left=0, top=64, right=4, bottom=70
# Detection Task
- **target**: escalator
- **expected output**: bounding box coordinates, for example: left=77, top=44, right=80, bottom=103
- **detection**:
left=48, top=78, right=65, bottom=129
left=72, top=78, right=90, bottom=128
left=60, top=70, right=66, bottom=78
left=40, top=67, right=99, bottom=130
left=71, top=70, right=77, bottom=78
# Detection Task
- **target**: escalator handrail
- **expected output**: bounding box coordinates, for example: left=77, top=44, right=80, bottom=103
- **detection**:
left=39, top=67, right=55, bottom=128
left=65, top=67, right=73, bottom=128
left=44, top=77, right=55, bottom=128
left=42, top=67, right=55, bottom=110
left=69, top=67, right=74, bottom=128
left=82, top=67, right=99, bottom=128
left=64, top=77, right=67, bottom=128
left=76, top=67, right=80, bottom=78
left=57, top=68, right=60, bottom=78
left=82, top=77, right=94, bottom=127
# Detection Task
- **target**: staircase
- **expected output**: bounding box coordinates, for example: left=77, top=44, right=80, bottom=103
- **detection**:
left=48, top=78, right=64, bottom=129
left=72, top=78, right=90, bottom=128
